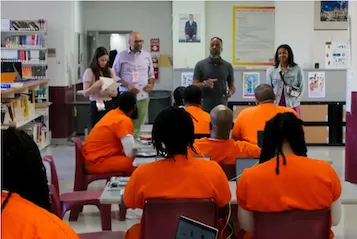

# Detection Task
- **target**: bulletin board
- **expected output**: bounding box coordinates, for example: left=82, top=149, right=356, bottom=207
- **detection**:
left=232, top=6, right=275, bottom=66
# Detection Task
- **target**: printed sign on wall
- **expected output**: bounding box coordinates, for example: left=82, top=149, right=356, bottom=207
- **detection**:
left=150, top=38, right=160, bottom=52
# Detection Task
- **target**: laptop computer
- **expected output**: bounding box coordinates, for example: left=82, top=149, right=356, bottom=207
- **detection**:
left=175, top=216, right=218, bottom=239
left=235, top=158, right=259, bottom=182
left=1, top=62, right=23, bottom=78
left=257, top=130, right=264, bottom=148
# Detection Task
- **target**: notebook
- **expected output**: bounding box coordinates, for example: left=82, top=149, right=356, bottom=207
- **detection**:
left=235, top=158, right=259, bottom=182
left=175, top=216, right=218, bottom=239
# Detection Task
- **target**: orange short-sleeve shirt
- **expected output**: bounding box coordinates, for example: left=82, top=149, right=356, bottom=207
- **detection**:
left=236, top=155, right=341, bottom=238
left=191, top=138, right=261, bottom=165
left=1, top=192, right=79, bottom=239
left=82, top=109, right=134, bottom=162
left=232, top=103, right=298, bottom=145
left=185, top=106, right=210, bottom=135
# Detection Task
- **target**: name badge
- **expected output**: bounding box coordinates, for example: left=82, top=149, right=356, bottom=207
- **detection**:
left=290, top=88, right=300, bottom=97
left=132, top=72, right=139, bottom=83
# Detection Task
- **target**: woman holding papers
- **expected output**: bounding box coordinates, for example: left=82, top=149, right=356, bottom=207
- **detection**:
left=266, top=45, right=304, bottom=116
left=83, top=47, right=119, bottom=128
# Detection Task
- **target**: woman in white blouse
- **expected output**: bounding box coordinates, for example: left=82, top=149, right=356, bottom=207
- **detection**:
left=266, top=44, right=305, bottom=115
left=82, top=47, right=118, bottom=128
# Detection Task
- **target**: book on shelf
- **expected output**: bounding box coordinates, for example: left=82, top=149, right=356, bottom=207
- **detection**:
left=1, top=19, right=46, bottom=32
left=1, top=49, right=46, bottom=62
left=1, top=82, right=24, bottom=89
left=2, top=95, right=35, bottom=125
left=4, top=34, right=46, bottom=48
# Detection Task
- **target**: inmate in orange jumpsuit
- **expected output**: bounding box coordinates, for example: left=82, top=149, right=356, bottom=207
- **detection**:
left=191, top=138, right=261, bottom=164
left=1, top=191, right=79, bottom=239
left=236, top=155, right=341, bottom=239
left=185, top=105, right=210, bottom=135
left=232, top=103, right=298, bottom=145
left=82, top=109, right=136, bottom=174
left=123, top=155, right=232, bottom=239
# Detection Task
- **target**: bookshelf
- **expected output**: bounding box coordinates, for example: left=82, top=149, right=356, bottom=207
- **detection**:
left=1, top=19, right=51, bottom=150
left=1, top=19, right=48, bottom=79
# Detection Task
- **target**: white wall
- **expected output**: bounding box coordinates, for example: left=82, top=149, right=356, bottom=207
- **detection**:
left=110, top=34, right=129, bottom=52
left=82, top=1, right=173, bottom=91
left=1, top=1, right=76, bottom=86
left=205, top=1, right=349, bottom=69
left=172, top=1, right=206, bottom=68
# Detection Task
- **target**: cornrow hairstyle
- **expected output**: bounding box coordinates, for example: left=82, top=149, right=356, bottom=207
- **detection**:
left=259, top=112, right=307, bottom=175
left=2, top=128, right=51, bottom=211
left=152, top=106, right=198, bottom=159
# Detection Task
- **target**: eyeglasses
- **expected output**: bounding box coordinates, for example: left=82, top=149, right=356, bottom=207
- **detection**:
left=134, top=40, right=144, bottom=43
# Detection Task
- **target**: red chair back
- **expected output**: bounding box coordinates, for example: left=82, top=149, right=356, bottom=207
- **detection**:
left=141, top=198, right=218, bottom=239
left=71, top=137, right=86, bottom=176
left=253, top=208, right=331, bottom=239
left=43, top=155, right=61, bottom=217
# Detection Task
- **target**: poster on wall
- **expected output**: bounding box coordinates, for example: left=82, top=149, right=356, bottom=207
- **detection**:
left=325, top=42, right=350, bottom=69
left=150, top=38, right=160, bottom=52
left=181, top=72, right=193, bottom=87
left=243, top=72, right=260, bottom=98
left=314, top=1, right=348, bottom=30
left=308, top=72, right=326, bottom=98
left=233, top=6, right=275, bottom=66
left=178, top=14, right=201, bottom=43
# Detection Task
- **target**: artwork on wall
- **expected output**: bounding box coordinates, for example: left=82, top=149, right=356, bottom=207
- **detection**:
left=178, top=14, right=201, bottom=43
left=242, top=72, right=260, bottom=98
left=308, top=72, right=326, bottom=98
left=314, top=1, right=348, bottom=30
left=181, top=72, right=193, bottom=86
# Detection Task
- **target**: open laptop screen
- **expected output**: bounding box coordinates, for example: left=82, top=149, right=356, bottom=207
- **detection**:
left=175, top=216, right=218, bottom=239
left=235, top=158, right=259, bottom=182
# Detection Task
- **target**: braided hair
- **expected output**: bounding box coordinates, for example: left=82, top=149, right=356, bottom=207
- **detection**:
left=152, top=106, right=197, bottom=159
left=259, top=112, right=307, bottom=175
left=1, top=128, right=51, bottom=211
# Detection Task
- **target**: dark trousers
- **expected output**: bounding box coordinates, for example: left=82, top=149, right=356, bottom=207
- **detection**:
left=89, top=101, right=114, bottom=129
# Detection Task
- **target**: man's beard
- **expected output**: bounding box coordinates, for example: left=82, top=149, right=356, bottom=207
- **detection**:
left=210, top=51, right=220, bottom=59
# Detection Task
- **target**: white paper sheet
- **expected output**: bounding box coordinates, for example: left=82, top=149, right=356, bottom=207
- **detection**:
left=308, top=72, right=326, bottom=98
left=181, top=72, right=193, bottom=87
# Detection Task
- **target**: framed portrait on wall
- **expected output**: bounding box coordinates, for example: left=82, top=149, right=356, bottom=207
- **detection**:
left=178, top=14, right=201, bottom=43
left=314, top=1, right=349, bottom=30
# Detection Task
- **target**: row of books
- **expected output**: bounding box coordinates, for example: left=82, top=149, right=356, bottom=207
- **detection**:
left=22, top=66, right=47, bottom=79
left=4, top=35, right=46, bottom=48
left=2, top=95, right=34, bottom=124
left=23, top=121, right=47, bottom=145
left=2, top=19, right=46, bottom=32
left=1, top=50, right=46, bottom=62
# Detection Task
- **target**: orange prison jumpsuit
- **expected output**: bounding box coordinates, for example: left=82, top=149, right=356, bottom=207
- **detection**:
left=185, top=105, right=211, bottom=135
left=232, top=103, right=298, bottom=145
left=1, top=191, right=79, bottom=239
left=191, top=138, right=261, bottom=164
left=123, top=155, right=232, bottom=239
left=82, top=108, right=136, bottom=174
left=236, top=155, right=341, bottom=239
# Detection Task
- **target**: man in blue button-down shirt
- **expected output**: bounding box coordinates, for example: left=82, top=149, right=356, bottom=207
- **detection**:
left=113, top=32, right=155, bottom=138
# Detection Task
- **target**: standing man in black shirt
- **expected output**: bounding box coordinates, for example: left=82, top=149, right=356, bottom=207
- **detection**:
left=193, top=37, right=235, bottom=113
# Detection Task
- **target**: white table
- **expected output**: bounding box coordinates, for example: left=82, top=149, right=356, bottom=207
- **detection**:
left=100, top=181, right=357, bottom=205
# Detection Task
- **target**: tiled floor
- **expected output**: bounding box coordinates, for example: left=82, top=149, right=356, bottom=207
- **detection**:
left=41, top=145, right=357, bottom=238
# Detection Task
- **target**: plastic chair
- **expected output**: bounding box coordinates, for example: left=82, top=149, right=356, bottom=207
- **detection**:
left=44, top=155, right=112, bottom=231
left=141, top=198, right=218, bottom=239
left=71, top=137, right=129, bottom=221
left=219, top=163, right=236, bottom=180
left=253, top=208, right=331, bottom=239
left=78, top=231, right=125, bottom=239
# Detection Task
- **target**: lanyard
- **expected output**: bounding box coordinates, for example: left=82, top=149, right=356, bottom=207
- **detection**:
left=1, top=192, right=12, bottom=212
